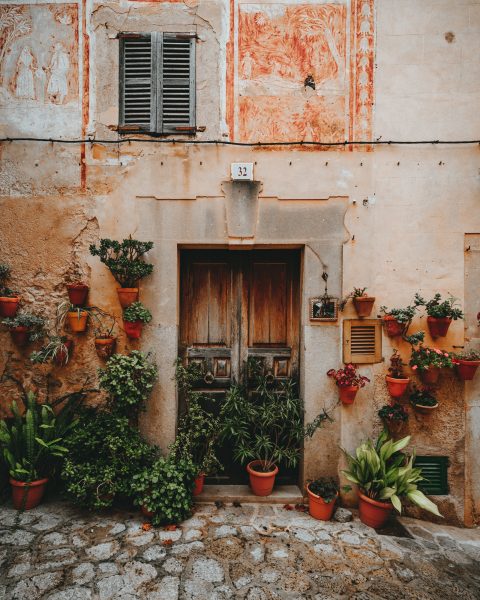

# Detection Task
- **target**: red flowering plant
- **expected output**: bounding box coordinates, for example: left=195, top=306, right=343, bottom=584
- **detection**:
left=326, top=363, right=370, bottom=388
left=409, top=345, right=453, bottom=372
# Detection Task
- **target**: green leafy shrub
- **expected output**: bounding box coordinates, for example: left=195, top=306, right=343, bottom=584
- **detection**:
left=61, top=409, right=157, bottom=509
left=308, top=477, right=339, bottom=502
left=89, top=238, right=154, bottom=288
left=98, top=351, right=157, bottom=416
left=132, top=455, right=196, bottom=526
left=414, top=293, right=464, bottom=320
left=123, top=302, right=152, bottom=324
left=2, top=311, right=46, bottom=342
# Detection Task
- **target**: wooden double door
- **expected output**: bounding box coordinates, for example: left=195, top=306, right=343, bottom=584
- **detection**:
left=179, top=249, right=301, bottom=484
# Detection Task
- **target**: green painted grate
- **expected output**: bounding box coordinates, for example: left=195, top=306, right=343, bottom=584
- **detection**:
left=414, top=456, right=449, bottom=495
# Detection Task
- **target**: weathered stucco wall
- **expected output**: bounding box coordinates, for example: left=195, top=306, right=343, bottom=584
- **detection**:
left=0, top=0, right=479, bottom=525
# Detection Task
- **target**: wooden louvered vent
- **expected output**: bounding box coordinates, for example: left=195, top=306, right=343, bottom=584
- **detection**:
left=343, top=319, right=382, bottom=364
left=161, top=35, right=195, bottom=132
left=121, top=35, right=152, bottom=129
left=414, top=456, right=449, bottom=495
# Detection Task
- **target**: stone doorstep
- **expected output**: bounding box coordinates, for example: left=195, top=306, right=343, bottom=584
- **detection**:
left=194, top=484, right=304, bottom=504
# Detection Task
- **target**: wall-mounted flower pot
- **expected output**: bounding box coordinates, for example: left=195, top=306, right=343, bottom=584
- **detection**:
left=67, top=311, right=88, bottom=333
left=385, top=375, right=410, bottom=398
left=95, top=336, right=116, bottom=359
left=10, top=326, right=30, bottom=347
left=141, top=505, right=154, bottom=518
left=358, top=491, right=393, bottom=529
left=455, top=360, right=480, bottom=381
left=412, top=402, right=438, bottom=414
left=10, top=478, right=48, bottom=510
left=382, top=316, right=404, bottom=337
left=353, top=296, right=375, bottom=318
left=427, top=316, right=452, bottom=338
left=246, top=460, right=278, bottom=496
left=419, top=367, right=440, bottom=385
left=54, top=339, right=73, bottom=367
left=0, top=296, right=20, bottom=318
left=117, top=288, right=139, bottom=308
left=193, top=473, right=205, bottom=497
left=338, top=385, right=359, bottom=405
left=124, top=320, right=143, bottom=339
left=66, top=283, right=89, bottom=306
left=306, top=485, right=338, bottom=521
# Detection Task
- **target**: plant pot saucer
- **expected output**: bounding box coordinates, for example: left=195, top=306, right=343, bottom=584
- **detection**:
left=413, top=403, right=438, bottom=414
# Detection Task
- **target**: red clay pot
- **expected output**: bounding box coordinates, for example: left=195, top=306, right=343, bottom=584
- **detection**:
left=353, top=296, right=375, bottom=318
left=10, top=478, right=48, bottom=510
left=455, top=360, right=480, bottom=381
left=358, top=491, right=393, bottom=529
left=10, top=326, right=30, bottom=347
left=54, top=339, right=73, bottom=367
left=95, top=337, right=116, bottom=359
left=67, top=311, right=88, bottom=333
left=117, top=288, right=139, bottom=308
left=66, top=283, right=89, bottom=306
left=383, top=419, right=406, bottom=437
left=247, top=460, right=278, bottom=496
left=385, top=375, right=410, bottom=398
left=338, top=385, right=359, bottom=405
left=193, top=473, right=205, bottom=497
left=141, top=505, right=154, bottom=518
left=0, top=296, right=20, bottom=318
left=124, top=320, right=143, bottom=339
left=427, top=316, right=452, bottom=338
left=420, top=367, right=440, bottom=385
left=382, top=316, right=404, bottom=337
left=306, top=485, right=338, bottom=521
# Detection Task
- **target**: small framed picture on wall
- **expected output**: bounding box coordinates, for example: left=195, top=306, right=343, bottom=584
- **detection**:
left=310, top=296, right=339, bottom=322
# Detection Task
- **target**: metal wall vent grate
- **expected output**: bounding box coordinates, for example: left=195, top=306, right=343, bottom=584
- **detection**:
left=414, top=456, right=449, bottom=496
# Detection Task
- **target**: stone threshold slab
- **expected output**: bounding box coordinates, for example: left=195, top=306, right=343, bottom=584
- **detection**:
left=194, top=484, right=304, bottom=504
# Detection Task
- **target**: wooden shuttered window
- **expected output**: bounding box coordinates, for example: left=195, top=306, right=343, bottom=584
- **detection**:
left=119, top=32, right=196, bottom=134
left=343, top=319, right=382, bottom=364
left=414, top=456, right=449, bottom=495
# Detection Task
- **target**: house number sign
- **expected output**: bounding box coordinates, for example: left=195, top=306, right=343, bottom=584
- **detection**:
left=231, top=162, right=254, bottom=181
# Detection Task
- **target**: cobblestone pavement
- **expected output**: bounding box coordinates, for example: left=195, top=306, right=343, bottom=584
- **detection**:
left=1, top=500, right=479, bottom=600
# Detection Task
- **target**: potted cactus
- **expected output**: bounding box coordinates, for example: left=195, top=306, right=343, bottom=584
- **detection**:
left=327, top=363, right=370, bottom=405
left=123, top=301, right=152, bottom=339
left=306, top=477, right=339, bottom=521
left=0, top=263, right=20, bottom=318
left=453, top=349, right=480, bottom=381
left=415, top=293, right=463, bottom=338
left=385, top=350, right=410, bottom=398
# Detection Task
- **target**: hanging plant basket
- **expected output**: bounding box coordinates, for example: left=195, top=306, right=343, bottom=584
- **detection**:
left=353, top=296, right=375, bottom=318
left=67, top=310, right=88, bottom=333
left=10, top=478, right=49, bottom=511
left=66, top=283, right=89, bottom=306
left=338, top=385, right=359, bottom=405
left=117, top=288, right=139, bottom=308
left=0, top=296, right=20, bottom=318
left=455, top=359, right=480, bottom=381
left=95, top=336, right=116, bottom=359
left=247, top=460, right=278, bottom=496
left=427, top=316, right=452, bottom=339
left=385, top=375, right=410, bottom=398
left=10, top=326, right=30, bottom=347
left=382, top=316, right=404, bottom=337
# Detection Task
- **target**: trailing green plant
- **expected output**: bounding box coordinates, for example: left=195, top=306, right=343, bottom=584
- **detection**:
left=387, top=350, right=407, bottom=379
left=379, top=302, right=419, bottom=324
left=404, top=331, right=425, bottom=346
left=414, top=293, right=464, bottom=320
left=132, top=455, right=197, bottom=526
left=123, top=302, right=152, bottom=324
left=220, top=362, right=332, bottom=472
left=409, top=345, right=453, bottom=372
left=170, top=360, right=222, bottom=476
left=61, top=408, right=157, bottom=509
left=98, top=350, right=157, bottom=416
left=409, top=387, right=438, bottom=408
left=89, top=237, right=154, bottom=288
left=30, top=335, right=71, bottom=365
left=378, top=403, right=409, bottom=423
left=307, top=477, right=339, bottom=503
left=341, top=431, right=441, bottom=516
left=0, top=392, right=70, bottom=482
left=453, top=349, right=480, bottom=361
left=339, top=287, right=369, bottom=311
left=2, top=311, right=46, bottom=342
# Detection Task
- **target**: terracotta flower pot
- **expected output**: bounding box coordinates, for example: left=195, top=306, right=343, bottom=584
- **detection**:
left=66, top=283, right=89, bottom=306
left=141, top=505, right=154, bottom=518
left=67, top=311, right=88, bottom=333
left=247, top=460, right=278, bottom=496
left=338, top=385, right=359, bottom=405
left=382, top=316, right=404, bottom=337
left=420, top=367, right=440, bottom=384
left=124, top=320, right=143, bottom=339
left=0, top=296, right=20, bottom=318
left=54, top=339, right=73, bottom=367
left=413, top=402, right=438, bottom=414
left=427, top=316, right=452, bottom=339
left=117, top=288, right=139, bottom=308
left=10, top=478, right=48, bottom=510
left=95, top=337, right=116, bottom=359
left=353, top=296, right=375, bottom=318
left=193, top=473, right=205, bottom=497
left=383, top=419, right=405, bottom=436
left=385, top=375, right=410, bottom=398
left=10, top=326, right=30, bottom=347
left=455, top=360, right=480, bottom=381
left=306, top=484, right=338, bottom=521
left=358, top=491, right=393, bottom=529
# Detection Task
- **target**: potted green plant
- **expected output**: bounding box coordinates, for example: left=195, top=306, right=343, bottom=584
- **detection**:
left=123, top=301, right=152, bottom=339
left=379, top=302, right=419, bottom=337
left=89, top=237, right=154, bottom=308
left=378, top=402, right=408, bottom=435
left=327, top=363, right=370, bottom=405
left=2, top=311, right=45, bottom=346
left=409, top=387, right=438, bottom=414
left=452, top=349, right=480, bottom=381
left=30, top=335, right=73, bottom=367
left=306, top=477, right=339, bottom=521
left=220, top=366, right=332, bottom=496
left=409, top=345, right=453, bottom=384
left=91, top=310, right=117, bottom=359
left=415, top=293, right=464, bottom=338
left=340, top=287, right=375, bottom=317
left=0, top=263, right=21, bottom=318
left=342, top=431, right=441, bottom=529
left=0, top=392, right=70, bottom=510
left=385, top=349, right=410, bottom=398
left=56, top=301, right=90, bottom=333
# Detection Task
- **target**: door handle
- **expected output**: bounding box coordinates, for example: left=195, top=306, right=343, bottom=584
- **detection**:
left=204, top=371, right=215, bottom=385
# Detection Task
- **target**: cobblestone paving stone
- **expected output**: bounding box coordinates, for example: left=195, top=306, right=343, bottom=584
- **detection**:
left=0, top=501, right=479, bottom=599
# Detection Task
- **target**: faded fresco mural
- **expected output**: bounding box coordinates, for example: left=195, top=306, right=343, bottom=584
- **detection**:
left=230, top=0, right=374, bottom=146
left=0, top=4, right=79, bottom=107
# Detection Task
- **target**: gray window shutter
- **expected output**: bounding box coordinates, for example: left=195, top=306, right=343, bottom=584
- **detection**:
left=159, top=33, right=196, bottom=133
left=120, top=34, right=154, bottom=131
